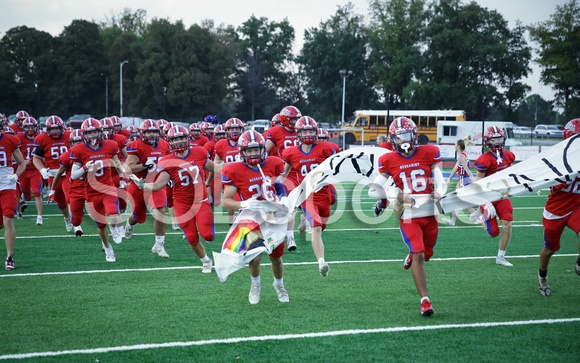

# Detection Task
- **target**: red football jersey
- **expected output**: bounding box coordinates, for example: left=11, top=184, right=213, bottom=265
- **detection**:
left=214, top=139, right=240, bottom=164
left=378, top=141, right=394, bottom=150
left=221, top=157, right=285, bottom=201
left=204, top=139, right=216, bottom=159
left=474, top=149, right=515, bottom=177
left=8, top=124, right=24, bottom=135
left=544, top=176, right=580, bottom=217
left=263, top=130, right=280, bottom=157
left=119, top=129, right=131, bottom=138
left=126, top=138, right=170, bottom=179
left=17, top=134, right=39, bottom=171
left=378, top=145, right=442, bottom=195
left=69, top=140, right=119, bottom=196
left=0, top=133, right=21, bottom=168
left=283, top=142, right=337, bottom=201
left=58, top=151, right=86, bottom=196
left=190, top=135, right=208, bottom=147
left=158, top=146, right=209, bottom=202
left=33, top=132, right=71, bottom=170
left=266, top=126, right=298, bottom=157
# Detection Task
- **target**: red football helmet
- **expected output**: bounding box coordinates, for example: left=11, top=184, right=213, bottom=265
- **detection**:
left=126, top=125, right=139, bottom=141
left=15, top=110, right=30, bottom=127
left=69, top=129, right=83, bottom=146
left=139, top=119, right=161, bottom=145
left=317, top=128, right=330, bottom=141
left=100, top=118, right=115, bottom=140
left=200, top=122, right=214, bottom=137
left=64, top=126, right=74, bottom=133
left=162, top=122, right=175, bottom=136
left=214, top=124, right=226, bottom=141
left=483, top=126, right=505, bottom=152
left=22, top=117, right=39, bottom=137
left=45, top=115, right=65, bottom=139
left=563, top=119, right=580, bottom=140
left=167, top=126, right=190, bottom=153
left=225, top=118, right=244, bottom=141
left=295, top=116, right=318, bottom=144
left=271, top=113, right=282, bottom=128
left=109, top=116, right=123, bottom=133
left=189, top=123, right=202, bottom=139
left=279, top=106, right=302, bottom=129
left=389, top=117, right=418, bottom=154
left=0, top=114, right=7, bottom=134
left=80, top=118, right=103, bottom=146
left=238, top=130, right=267, bottom=165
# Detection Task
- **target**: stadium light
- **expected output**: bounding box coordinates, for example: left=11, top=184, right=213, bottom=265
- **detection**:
left=120, top=61, right=129, bottom=117
left=340, top=69, right=353, bottom=124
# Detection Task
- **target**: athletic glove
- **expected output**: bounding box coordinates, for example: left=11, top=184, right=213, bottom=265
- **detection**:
left=83, top=161, right=94, bottom=172
left=47, top=190, right=55, bottom=205
left=40, top=168, right=50, bottom=179
left=240, top=199, right=265, bottom=212
left=130, top=175, right=145, bottom=189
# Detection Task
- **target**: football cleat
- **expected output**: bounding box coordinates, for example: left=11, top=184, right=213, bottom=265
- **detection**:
left=19, top=200, right=27, bottom=213
left=16, top=212, right=23, bottom=220
left=319, top=262, right=330, bottom=277
left=64, top=217, right=73, bottom=232
left=287, top=237, right=297, bottom=251
left=124, top=221, right=134, bottom=239
left=469, top=209, right=482, bottom=223
left=202, top=259, right=212, bottom=273
left=105, top=249, right=116, bottom=262
left=420, top=299, right=434, bottom=316
left=537, top=272, right=551, bottom=297
left=172, top=221, right=180, bottom=231
left=151, top=243, right=169, bottom=258
left=404, top=253, right=413, bottom=270
left=74, top=226, right=84, bottom=237
left=441, top=217, right=455, bottom=226
left=112, top=228, right=123, bottom=244
left=5, top=257, right=15, bottom=270
left=272, top=282, right=289, bottom=302
left=249, top=282, right=261, bottom=305
left=36, top=215, right=43, bottom=225
left=576, top=262, right=580, bottom=275
left=496, top=256, right=513, bottom=267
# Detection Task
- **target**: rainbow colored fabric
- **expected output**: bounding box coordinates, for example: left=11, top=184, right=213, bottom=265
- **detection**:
left=222, top=220, right=261, bottom=254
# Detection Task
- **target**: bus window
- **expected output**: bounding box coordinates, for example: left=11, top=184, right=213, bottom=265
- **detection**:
left=355, top=116, right=368, bottom=127
left=419, top=116, right=428, bottom=127
left=378, top=116, right=387, bottom=126
left=443, top=126, right=457, bottom=137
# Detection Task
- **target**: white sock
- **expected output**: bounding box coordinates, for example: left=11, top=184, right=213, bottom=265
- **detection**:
left=318, top=257, right=326, bottom=267
left=200, top=255, right=211, bottom=263
left=155, top=235, right=165, bottom=244
left=286, top=231, right=294, bottom=239
left=251, top=275, right=261, bottom=284
left=498, top=250, right=506, bottom=258
left=105, top=245, right=114, bottom=253
left=421, top=296, right=429, bottom=303
left=274, top=277, right=284, bottom=286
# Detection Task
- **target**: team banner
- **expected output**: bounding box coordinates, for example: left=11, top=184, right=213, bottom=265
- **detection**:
left=214, top=135, right=579, bottom=281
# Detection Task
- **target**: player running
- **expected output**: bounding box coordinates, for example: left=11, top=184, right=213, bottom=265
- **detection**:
left=16, top=117, right=44, bottom=220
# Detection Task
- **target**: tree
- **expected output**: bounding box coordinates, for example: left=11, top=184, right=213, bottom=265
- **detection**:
left=298, top=3, right=378, bottom=123
left=516, top=94, right=558, bottom=126
left=529, top=0, right=580, bottom=119
left=368, top=0, right=427, bottom=108
left=409, top=0, right=530, bottom=120
left=233, top=15, right=295, bottom=120
left=0, top=26, right=55, bottom=115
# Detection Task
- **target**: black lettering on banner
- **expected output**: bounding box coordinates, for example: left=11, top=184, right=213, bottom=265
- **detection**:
left=562, top=133, right=580, bottom=174
left=541, top=158, right=562, bottom=177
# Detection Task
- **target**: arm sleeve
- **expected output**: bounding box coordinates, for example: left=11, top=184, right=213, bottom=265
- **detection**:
left=34, top=146, right=45, bottom=157
left=274, top=180, right=287, bottom=197
left=432, top=167, right=447, bottom=195
left=368, top=174, right=400, bottom=199
left=71, top=163, right=86, bottom=180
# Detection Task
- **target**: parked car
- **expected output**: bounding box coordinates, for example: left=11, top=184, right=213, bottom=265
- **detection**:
left=67, top=114, right=92, bottom=129
left=318, top=122, right=331, bottom=130
left=248, top=119, right=269, bottom=134
left=534, top=124, right=564, bottom=138
left=513, top=126, right=532, bottom=138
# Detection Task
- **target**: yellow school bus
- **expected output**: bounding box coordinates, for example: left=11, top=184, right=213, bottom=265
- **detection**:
left=340, top=110, right=466, bottom=144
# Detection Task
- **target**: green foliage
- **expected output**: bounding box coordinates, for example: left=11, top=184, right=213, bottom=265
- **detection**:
left=299, top=3, right=378, bottom=123
left=529, top=0, right=580, bottom=119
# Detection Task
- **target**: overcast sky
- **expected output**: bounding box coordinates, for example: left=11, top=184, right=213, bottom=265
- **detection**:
left=1, top=0, right=571, bottom=101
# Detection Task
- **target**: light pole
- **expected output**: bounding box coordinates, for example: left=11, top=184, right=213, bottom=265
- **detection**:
left=339, top=69, right=353, bottom=124
left=34, top=81, right=39, bottom=119
left=162, top=86, right=167, bottom=119
left=481, top=95, right=486, bottom=153
left=120, top=60, right=129, bottom=117
left=101, top=73, right=108, bottom=117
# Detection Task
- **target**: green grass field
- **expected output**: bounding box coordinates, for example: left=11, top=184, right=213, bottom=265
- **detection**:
left=1, top=179, right=579, bottom=362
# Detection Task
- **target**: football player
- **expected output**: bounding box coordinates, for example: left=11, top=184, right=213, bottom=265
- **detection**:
left=265, top=106, right=301, bottom=251
left=472, top=126, right=516, bottom=266
left=189, top=123, right=208, bottom=147
left=124, top=120, right=171, bottom=255
left=537, top=118, right=580, bottom=296
left=222, top=130, right=289, bottom=305
left=369, top=117, right=447, bottom=317
left=32, top=115, right=72, bottom=229
left=16, top=117, right=44, bottom=220
left=282, top=116, right=337, bottom=277
left=132, top=126, right=218, bottom=268
left=0, top=119, right=27, bottom=269
left=9, top=110, right=29, bottom=135
left=110, top=116, right=131, bottom=138
left=69, top=119, right=125, bottom=261
left=102, top=118, right=129, bottom=230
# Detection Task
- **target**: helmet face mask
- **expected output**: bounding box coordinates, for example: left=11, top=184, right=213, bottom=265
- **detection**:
left=295, top=116, right=318, bottom=144
left=238, top=130, right=267, bottom=165
left=22, top=117, right=38, bottom=137
left=389, top=117, right=418, bottom=154
left=139, top=120, right=161, bottom=145
left=167, top=126, right=190, bottom=153
left=280, top=106, right=302, bottom=130
left=69, top=130, right=83, bottom=147
left=15, top=110, right=30, bottom=127
left=564, top=119, right=580, bottom=140
left=214, top=125, right=226, bottom=141
left=225, top=118, right=244, bottom=141
left=484, top=126, right=505, bottom=152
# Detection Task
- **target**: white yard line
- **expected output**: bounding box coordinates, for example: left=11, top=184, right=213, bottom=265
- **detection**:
left=1, top=317, right=578, bottom=360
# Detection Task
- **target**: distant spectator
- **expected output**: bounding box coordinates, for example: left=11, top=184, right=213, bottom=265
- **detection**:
left=377, top=134, right=393, bottom=150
